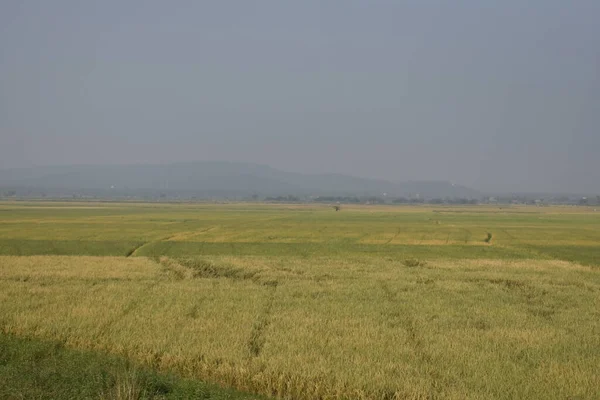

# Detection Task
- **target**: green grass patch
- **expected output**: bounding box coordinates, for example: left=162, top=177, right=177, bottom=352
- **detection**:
left=0, top=333, right=264, bottom=399
left=136, top=241, right=533, bottom=260
left=526, top=245, right=600, bottom=267
left=0, top=239, right=144, bottom=257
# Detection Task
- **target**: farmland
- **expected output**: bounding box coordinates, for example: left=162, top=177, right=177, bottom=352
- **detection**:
left=0, top=202, right=599, bottom=399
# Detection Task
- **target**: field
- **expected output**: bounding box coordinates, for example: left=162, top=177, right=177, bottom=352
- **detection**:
left=0, top=202, right=599, bottom=399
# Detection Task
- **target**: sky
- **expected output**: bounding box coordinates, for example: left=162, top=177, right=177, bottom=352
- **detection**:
left=1, top=1, right=598, bottom=193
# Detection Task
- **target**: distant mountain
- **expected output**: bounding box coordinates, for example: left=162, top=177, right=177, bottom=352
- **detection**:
left=396, top=181, right=480, bottom=199
left=0, top=162, right=480, bottom=198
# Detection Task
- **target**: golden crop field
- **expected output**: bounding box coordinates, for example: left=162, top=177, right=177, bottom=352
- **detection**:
left=0, top=202, right=599, bottom=399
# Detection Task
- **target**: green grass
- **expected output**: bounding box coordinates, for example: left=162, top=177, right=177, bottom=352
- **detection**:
left=1, top=202, right=599, bottom=266
left=0, top=239, right=143, bottom=256
left=135, top=241, right=534, bottom=259
left=526, top=244, right=600, bottom=266
left=0, top=333, right=264, bottom=399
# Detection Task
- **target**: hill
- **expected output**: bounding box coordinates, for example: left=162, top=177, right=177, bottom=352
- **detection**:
left=0, top=162, right=480, bottom=199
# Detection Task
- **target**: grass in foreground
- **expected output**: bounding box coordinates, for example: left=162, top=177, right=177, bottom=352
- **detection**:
left=1, top=255, right=599, bottom=399
left=0, top=333, right=264, bottom=399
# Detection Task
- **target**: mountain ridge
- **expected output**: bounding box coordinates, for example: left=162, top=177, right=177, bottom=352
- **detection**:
left=0, top=162, right=480, bottom=198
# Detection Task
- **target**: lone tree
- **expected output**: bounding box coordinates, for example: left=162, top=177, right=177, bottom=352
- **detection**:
left=333, top=205, right=341, bottom=211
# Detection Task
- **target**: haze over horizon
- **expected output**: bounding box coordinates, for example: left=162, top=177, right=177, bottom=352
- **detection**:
left=1, top=1, right=599, bottom=194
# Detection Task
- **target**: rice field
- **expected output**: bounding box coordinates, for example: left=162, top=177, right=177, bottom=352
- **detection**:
left=0, top=202, right=599, bottom=399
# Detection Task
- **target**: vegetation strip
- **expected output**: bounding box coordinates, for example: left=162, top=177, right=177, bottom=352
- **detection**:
left=0, top=333, right=265, bottom=399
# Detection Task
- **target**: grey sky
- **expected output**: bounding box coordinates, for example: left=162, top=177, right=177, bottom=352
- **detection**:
left=1, top=1, right=598, bottom=193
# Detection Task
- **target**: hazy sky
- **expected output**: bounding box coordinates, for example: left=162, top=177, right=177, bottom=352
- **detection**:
left=1, top=1, right=599, bottom=193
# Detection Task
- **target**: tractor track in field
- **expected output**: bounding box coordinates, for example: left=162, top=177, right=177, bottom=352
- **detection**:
left=96, top=279, right=159, bottom=334
left=126, top=234, right=178, bottom=257
left=247, top=282, right=278, bottom=358
left=385, top=228, right=402, bottom=244
left=378, top=281, right=442, bottom=394
left=125, top=224, right=224, bottom=258
left=125, top=242, right=147, bottom=257
left=460, top=227, right=472, bottom=244
left=166, top=226, right=217, bottom=241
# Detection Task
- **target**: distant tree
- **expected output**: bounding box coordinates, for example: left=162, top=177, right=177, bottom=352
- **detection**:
left=333, top=205, right=341, bottom=211
left=265, top=195, right=299, bottom=202
left=315, top=196, right=360, bottom=203
left=365, top=196, right=385, bottom=204
left=455, top=198, right=470, bottom=205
